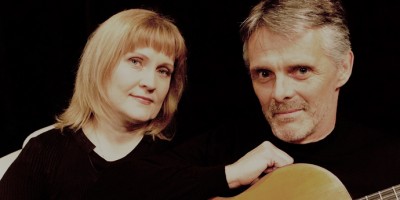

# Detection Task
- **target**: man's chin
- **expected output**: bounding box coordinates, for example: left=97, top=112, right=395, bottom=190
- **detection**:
left=272, top=127, right=307, bottom=144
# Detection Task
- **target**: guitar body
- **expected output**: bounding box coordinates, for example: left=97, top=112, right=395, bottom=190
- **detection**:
left=214, top=163, right=352, bottom=200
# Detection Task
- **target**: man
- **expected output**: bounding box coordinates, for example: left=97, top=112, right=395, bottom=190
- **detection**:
left=220, top=0, right=399, bottom=198
left=174, top=0, right=399, bottom=198
left=88, top=0, right=400, bottom=199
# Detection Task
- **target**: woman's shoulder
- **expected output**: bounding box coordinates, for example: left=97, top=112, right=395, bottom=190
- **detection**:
left=29, top=126, right=74, bottom=142
left=23, top=126, right=79, bottom=154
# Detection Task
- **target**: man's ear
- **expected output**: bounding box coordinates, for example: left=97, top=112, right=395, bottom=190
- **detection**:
left=337, top=50, right=354, bottom=88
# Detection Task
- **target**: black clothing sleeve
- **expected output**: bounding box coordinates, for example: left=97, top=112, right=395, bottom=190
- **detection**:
left=0, top=129, right=101, bottom=200
left=0, top=135, right=51, bottom=199
left=87, top=158, right=229, bottom=200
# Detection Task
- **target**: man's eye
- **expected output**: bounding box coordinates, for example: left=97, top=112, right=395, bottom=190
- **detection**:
left=250, top=69, right=273, bottom=83
left=259, top=70, right=271, bottom=77
left=251, top=69, right=271, bottom=79
left=297, top=67, right=309, bottom=74
left=291, top=66, right=312, bottom=80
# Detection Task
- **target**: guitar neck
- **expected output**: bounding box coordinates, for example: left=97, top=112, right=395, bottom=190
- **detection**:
left=356, top=184, right=400, bottom=200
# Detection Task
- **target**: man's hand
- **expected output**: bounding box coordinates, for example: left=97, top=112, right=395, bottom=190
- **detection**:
left=225, top=141, right=293, bottom=188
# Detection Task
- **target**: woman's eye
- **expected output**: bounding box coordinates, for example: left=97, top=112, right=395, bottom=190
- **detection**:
left=158, top=68, right=172, bottom=77
left=129, top=58, right=142, bottom=68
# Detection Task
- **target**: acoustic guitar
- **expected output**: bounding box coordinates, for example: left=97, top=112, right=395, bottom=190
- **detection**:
left=212, top=163, right=400, bottom=200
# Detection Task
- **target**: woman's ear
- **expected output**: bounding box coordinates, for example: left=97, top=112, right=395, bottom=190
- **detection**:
left=336, top=50, right=354, bottom=88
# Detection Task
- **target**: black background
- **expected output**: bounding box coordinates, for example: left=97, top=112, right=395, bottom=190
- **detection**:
left=1, top=0, right=399, bottom=157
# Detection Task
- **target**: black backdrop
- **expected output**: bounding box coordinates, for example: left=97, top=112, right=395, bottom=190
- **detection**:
left=1, top=0, right=399, bottom=157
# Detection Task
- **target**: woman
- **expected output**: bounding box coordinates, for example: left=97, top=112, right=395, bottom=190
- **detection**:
left=0, top=8, right=187, bottom=199
left=1, top=7, right=292, bottom=200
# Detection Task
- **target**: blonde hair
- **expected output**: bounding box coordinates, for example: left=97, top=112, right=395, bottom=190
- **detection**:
left=55, top=9, right=187, bottom=140
left=241, top=0, right=351, bottom=66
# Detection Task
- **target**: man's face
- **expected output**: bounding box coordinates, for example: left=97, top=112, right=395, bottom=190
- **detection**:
left=247, top=27, right=350, bottom=144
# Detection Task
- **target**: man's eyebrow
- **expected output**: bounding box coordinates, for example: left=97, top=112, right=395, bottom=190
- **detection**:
left=250, top=65, right=270, bottom=71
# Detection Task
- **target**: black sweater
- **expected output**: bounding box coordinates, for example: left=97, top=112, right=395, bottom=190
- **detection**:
left=90, top=110, right=400, bottom=199
left=0, top=128, right=173, bottom=199
left=5, top=110, right=399, bottom=199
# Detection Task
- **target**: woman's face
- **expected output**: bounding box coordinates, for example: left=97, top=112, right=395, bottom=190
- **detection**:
left=106, top=47, right=174, bottom=123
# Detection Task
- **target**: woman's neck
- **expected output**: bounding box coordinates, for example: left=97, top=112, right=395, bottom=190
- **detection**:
left=83, top=118, right=145, bottom=161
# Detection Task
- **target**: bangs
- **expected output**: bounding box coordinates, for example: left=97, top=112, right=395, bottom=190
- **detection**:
left=122, top=19, right=186, bottom=62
